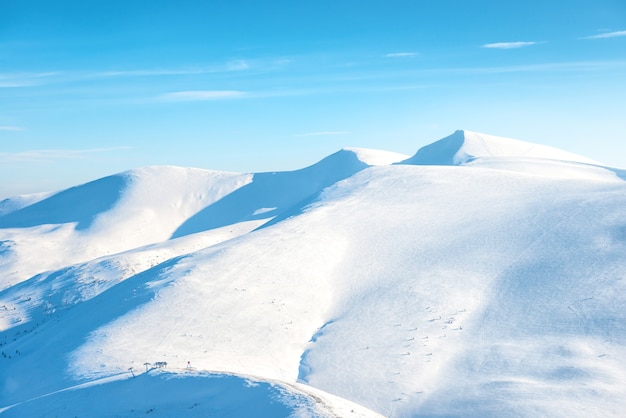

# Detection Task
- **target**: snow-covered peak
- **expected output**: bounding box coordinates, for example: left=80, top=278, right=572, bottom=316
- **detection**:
left=2, top=132, right=626, bottom=418
left=171, top=150, right=372, bottom=238
left=343, top=147, right=409, bottom=166
left=0, top=191, right=55, bottom=217
left=401, top=130, right=600, bottom=166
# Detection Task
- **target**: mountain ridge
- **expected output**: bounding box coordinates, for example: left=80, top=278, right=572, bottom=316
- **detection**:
left=401, top=129, right=600, bottom=166
left=1, top=131, right=625, bottom=417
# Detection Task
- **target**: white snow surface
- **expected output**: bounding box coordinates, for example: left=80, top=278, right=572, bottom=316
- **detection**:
left=1, top=131, right=626, bottom=417
left=344, top=147, right=409, bottom=166
left=0, top=191, right=54, bottom=217
left=402, top=129, right=601, bottom=166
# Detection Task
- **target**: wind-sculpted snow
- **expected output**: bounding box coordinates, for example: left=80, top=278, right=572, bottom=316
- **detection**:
left=0, top=192, right=54, bottom=217
left=465, top=157, right=623, bottom=181
left=1, top=131, right=626, bottom=417
left=172, top=148, right=371, bottom=238
left=401, top=130, right=599, bottom=166
left=0, top=175, right=127, bottom=230
left=0, top=166, right=251, bottom=289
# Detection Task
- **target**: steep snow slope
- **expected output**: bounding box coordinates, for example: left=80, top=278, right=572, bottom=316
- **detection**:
left=0, top=219, right=267, bottom=333
left=401, top=130, right=621, bottom=182
left=171, top=148, right=397, bottom=238
left=0, top=148, right=399, bottom=417
left=344, top=147, right=408, bottom=166
left=0, top=166, right=252, bottom=289
left=402, top=129, right=600, bottom=166
left=295, top=166, right=626, bottom=417
left=0, top=192, right=54, bottom=217
left=1, top=132, right=625, bottom=417
left=52, top=162, right=625, bottom=417
left=0, top=148, right=392, bottom=290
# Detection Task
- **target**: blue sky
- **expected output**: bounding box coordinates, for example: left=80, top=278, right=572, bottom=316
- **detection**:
left=1, top=0, right=626, bottom=198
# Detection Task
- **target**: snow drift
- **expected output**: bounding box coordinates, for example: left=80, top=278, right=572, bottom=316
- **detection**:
left=1, top=132, right=625, bottom=417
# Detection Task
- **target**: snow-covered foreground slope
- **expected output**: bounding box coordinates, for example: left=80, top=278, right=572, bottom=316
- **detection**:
left=0, top=370, right=377, bottom=418
left=1, top=132, right=626, bottom=417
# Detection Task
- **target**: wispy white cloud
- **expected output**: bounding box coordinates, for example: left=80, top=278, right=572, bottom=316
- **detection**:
left=459, top=60, right=626, bottom=74
left=94, top=60, right=250, bottom=78
left=294, top=131, right=350, bottom=137
left=372, top=60, right=624, bottom=80
left=582, top=30, right=626, bottom=40
left=0, top=60, right=251, bottom=88
left=0, top=72, right=59, bottom=87
left=159, top=90, right=247, bottom=102
left=0, top=147, right=132, bottom=163
left=482, top=41, right=538, bottom=49
left=97, top=69, right=199, bottom=77
left=0, top=126, right=24, bottom=131
left=385, top=52, right=419, bottom=58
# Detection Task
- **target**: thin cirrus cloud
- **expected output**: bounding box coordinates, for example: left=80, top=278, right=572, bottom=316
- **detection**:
left=159, top=90, right=248, bottom=102
left=409, top=60, right=626, bottom=77
left=0, top=126, right=24, bottom=131
left=0, top=147, right=132, bottom=163
left=385, top=52, right=419, bottom=58
left=482, top=41, right=538, bottom=49
left=0, top=71, right=59, bottom=87
left=95, top=60, right=250, bottom=78
left=582, top=30, right=626, bottom=39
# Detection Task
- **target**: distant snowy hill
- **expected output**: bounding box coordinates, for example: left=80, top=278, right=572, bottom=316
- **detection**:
left=401, top=129, right=599, bottom=166
left=1, top=132, right=625, bottom=417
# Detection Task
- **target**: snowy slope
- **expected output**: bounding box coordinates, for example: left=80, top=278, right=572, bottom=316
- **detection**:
left=402, top=129, right=600, bottom=165
left=0, top=166, right=252, bottom=289
left=171, top=147, right=403, bottom=238
left=0, top=148, right=395, bottom=290
left=0, top=192, right=54, bottom=217
left=401, top=130, right=620, bottom=182
left=0, top=370, right=378, bottom=418
left=1, top=132, right=626, bottom=417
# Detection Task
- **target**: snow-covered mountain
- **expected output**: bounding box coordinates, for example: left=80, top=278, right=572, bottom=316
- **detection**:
left=401, top=129, right=600, bottom=166
left=1, top=130, right=625, bottom=417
